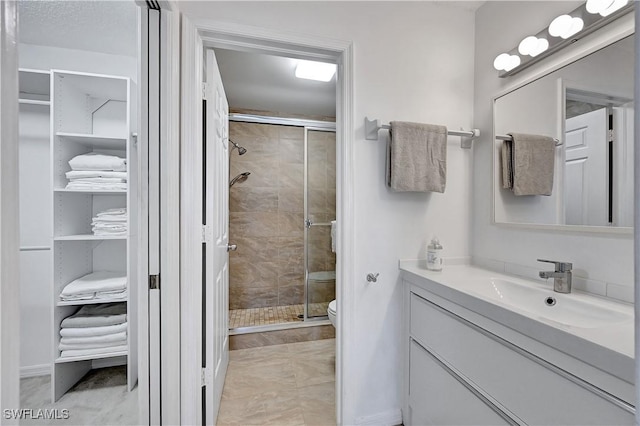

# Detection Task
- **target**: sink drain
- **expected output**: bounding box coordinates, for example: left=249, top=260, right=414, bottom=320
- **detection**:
left=545, top=296, right=557, bottom=306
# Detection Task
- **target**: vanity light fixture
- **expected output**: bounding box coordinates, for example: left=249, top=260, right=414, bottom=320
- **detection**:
left=295, top=60, right=337, bottom=82
left=494, top=0, right=633, bottom=77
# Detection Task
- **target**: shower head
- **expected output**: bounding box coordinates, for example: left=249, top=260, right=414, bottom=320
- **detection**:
left=230, top=139, right=247, bottom=155
left=229, top=172, right=250, bottom=188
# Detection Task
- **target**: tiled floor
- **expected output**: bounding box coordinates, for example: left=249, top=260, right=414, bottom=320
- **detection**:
left=19, top=366, right=138, bottom=425
left=217, top=338, right=336, bottom=425
left=230, top=303, right=330, bottom=328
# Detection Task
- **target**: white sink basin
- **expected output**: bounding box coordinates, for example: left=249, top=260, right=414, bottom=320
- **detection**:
left=461, top=278, right=632, bottom=329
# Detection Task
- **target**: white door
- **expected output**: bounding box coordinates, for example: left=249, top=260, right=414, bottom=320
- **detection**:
left=204, top=48, right=230, bottom=424
left=564, top=108, right=608, bottom=226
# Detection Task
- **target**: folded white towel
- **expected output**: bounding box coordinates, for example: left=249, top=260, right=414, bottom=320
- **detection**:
left=65, top=182, right=128, bottom=191
left=66, top=171, right=127, bottom=180
left=68, top=177, right=126, bottom=184
left=59, top=338, right=127, bottom=351
left=61, top=304, right=126, bottom=328
left=59, top=322, right=127, bottom=337
left=68, top=153, right=127, bottom=172
left=330, top=220, right=337, bottom=253
left=97, top=208, right=127, bottom=217
left=91, top=215, right=127, bottom=223
left=60, top=331, right=127, bottom=345
left=60, top=271, right=127, bottom=298
left=60, top=345, right=128, bottom=358
left=95, top=291, right=127, bottom=300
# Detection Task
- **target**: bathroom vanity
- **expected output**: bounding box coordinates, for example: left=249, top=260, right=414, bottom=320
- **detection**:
left=400, top=262, right=635, bottom=425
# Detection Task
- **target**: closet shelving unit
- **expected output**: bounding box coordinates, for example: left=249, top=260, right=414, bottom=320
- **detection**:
left=50, top=70, right=137, bottom=401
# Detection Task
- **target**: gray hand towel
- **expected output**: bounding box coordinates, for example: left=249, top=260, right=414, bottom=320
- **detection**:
left=501, top=140, right=513, bottom=189
left=386, top=121, right=447, bottom=193
left=509, top=132, right=556, bottom=196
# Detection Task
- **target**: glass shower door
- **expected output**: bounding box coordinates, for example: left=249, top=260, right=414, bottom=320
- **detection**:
left=304, top=128, right=336, bottom=319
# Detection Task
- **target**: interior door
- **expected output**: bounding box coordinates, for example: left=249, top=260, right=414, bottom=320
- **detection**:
left=204, top=48, right=230, bottom=424
left=564, top=108, right=608, bottom=226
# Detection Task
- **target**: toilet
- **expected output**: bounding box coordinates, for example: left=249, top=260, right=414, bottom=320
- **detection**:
left=327, top=299, right=337, bottom=327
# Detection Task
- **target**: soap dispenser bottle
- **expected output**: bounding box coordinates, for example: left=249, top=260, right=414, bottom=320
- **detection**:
left=426, top=236, right=443, bottom=271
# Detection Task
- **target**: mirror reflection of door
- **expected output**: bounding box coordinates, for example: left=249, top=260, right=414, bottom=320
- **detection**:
left=564, top=89, right=634, bottom=227
left=564, top=108, right=608, bottom=226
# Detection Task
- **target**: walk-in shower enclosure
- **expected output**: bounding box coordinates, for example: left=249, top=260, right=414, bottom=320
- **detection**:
left=227, top=114, right=336, bottom=329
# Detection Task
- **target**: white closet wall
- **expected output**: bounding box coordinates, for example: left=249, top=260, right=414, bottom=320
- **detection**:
left=19, top=69, right=52, bottom=377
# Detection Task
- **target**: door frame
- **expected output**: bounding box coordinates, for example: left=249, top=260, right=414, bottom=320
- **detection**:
left=179, top=16, right=354, bottom=425
left=0, top=1, right=20, bottom=419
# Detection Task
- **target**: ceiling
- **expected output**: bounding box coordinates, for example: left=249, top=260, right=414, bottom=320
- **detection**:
left=18, top=0, right=137, bottom=57
left=214, top=48, right=337, bottom=118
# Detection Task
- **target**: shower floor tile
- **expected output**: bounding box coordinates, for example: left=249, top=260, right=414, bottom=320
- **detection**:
left=229, top=303, right=330, bottom=329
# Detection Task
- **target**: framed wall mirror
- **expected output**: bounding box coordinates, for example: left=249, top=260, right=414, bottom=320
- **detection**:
left=493, top=32, right=634, bottom=233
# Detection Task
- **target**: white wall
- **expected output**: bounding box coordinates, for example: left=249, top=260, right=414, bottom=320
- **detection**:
left=177, top=1, right=476, bottom=423
left=473, top=2, right=634, bottom=302
left=19, top=43, right=136, bottom=82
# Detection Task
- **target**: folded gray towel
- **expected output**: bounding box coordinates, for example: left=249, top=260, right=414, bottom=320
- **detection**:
left=387, top=121, right=447, bottom=193
left=61, top=303, right=127, bottom=328
left=508, top=132, right=556, bottom=196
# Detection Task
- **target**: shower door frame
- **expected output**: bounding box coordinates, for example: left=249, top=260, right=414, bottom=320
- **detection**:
left=303, top=126, right=337, bottom=321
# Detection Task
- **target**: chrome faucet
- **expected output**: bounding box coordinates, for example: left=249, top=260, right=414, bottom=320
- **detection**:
left=538, top=259, right=573, bottom=293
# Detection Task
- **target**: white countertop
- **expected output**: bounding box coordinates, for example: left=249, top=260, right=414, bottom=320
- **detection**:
left=399, top=260, right=634, bottom=384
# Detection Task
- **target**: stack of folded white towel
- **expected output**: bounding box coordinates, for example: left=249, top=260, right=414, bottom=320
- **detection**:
left=59, top=303, right=127, bottom=358
left=65, top=153, right=127, bottom=191
left=92, top=208, right=127, bottom=237
left=60, top=271, right=127, bottom=302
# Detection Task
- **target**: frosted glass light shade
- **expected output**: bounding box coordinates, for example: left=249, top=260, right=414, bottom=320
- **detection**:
left=493, top=53, right=521, bottom=72
left=518, top=36, right=549, bottom=57
left=548, top=15, right=584, bottom=39
left=586, top=0, right=628, bottom=16
left=295, top=60, right=337, bottom=82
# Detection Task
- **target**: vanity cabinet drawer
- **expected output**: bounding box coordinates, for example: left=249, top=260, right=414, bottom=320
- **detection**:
left=409, top=340, right=510, bottom=426
left=409, top=293, right=634, bottom=425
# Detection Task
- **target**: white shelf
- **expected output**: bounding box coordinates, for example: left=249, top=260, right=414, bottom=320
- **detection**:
left=55, top=351, right=127, bottom=364
left=56, top=132, right=127, bottom=150
left=54, top=188, right=127, bottom=194
left=57, top=298, right=127, bottom=307
left=19, top=99, right=51, bottom=106
left=54, top=234, right=127, bottom=241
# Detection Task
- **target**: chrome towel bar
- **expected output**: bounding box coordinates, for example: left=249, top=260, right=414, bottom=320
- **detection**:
left=365, top=117, right=480, bottom=149
left=496, top=134, right=562, bottom=146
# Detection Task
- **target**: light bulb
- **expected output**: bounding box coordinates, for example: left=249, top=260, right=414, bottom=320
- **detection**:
left=518, top=36, right=549, bottom=57
left=493, top=53, right=520, bottom=72
left=586, top=0, right=627, bottom=16
left=549, top=15, right=583, bottom=39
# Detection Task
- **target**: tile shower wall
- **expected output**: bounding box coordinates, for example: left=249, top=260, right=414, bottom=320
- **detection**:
left=229, top=116, right=336, bottom=310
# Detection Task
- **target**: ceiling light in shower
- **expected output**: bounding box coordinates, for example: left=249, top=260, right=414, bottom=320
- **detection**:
left=295, top=60, right=337, bottom=82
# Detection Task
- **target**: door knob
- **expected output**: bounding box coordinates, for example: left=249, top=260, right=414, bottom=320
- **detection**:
left=227, top=244, right=237, bottom=252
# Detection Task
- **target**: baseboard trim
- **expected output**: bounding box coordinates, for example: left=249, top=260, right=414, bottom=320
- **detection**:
left=355, top=408, right=402, bottom=426
left=20, top=364, right=51, bottom=378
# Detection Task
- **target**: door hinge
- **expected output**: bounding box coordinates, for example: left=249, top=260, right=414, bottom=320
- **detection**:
left=202, top=82, right=208, bottom=100
left=149, top=274, right=160, bottom=290
left=201, top=367, right=213, bottom=387
left=202, top=224, right=213, bottom=243
left=609, top=128, right=614, bottom=143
